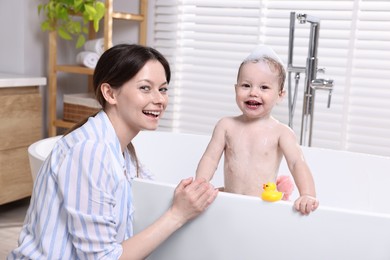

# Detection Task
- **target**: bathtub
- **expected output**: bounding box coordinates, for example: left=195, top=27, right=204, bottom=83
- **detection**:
left=28, top=135, right=62, bottom=182
left=28, top=131, right=390, bottom=260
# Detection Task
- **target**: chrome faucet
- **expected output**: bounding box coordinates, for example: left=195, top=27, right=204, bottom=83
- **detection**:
left=287, top=12, right=334, bottom=146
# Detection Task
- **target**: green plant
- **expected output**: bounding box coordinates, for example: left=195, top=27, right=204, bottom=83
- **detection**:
left=38, top=0, right=105, bottom=48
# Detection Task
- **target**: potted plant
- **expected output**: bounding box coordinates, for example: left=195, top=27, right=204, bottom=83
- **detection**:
left=38, top=0, right=105, bottom=48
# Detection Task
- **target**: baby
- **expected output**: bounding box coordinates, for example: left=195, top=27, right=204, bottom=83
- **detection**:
left=196, top=45, right=319, bottom=215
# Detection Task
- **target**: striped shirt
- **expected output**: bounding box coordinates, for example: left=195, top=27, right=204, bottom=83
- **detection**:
left=8, top=111, right=152, bottom=260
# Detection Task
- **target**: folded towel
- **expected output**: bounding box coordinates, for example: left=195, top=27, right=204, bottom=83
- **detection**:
left=76, top=51, right=99, bottom=69
left=84, top=38, right=105, bottom=56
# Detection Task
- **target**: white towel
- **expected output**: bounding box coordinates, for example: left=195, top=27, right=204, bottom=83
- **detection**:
left=84, top=38, right=105, bottom=56
left=76, top=51, right=99, bottom=69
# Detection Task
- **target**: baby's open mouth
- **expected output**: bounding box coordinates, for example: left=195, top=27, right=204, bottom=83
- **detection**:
left=245, top=100, right=261, bottom=108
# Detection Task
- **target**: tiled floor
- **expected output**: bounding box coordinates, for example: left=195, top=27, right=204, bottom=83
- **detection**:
left=0, top=197, right=30, bottom=259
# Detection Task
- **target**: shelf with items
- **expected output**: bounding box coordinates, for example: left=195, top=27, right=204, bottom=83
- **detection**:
left=48, top=0, right=148, bottom=136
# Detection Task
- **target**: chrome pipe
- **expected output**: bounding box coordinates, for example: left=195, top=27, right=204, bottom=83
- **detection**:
left=301, top=17, right=320, bottom=146
left=287, top=12, right=295, bottom=128
left=287, top=12, right=306, bottom=127
left=287, top=12, right=296, bottom=68
left=287, top=11, right=334, bottom=146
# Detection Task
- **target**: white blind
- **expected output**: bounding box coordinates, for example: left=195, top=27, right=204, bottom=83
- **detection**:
left=152, top=0, right=390, bottom=157
left=347, top=0, right=390, bottom=155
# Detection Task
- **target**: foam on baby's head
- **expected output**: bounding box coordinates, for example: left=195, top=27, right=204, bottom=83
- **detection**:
left=244, top=45, right=284, bottom=67
left=239, top=45, right=286, bottom=90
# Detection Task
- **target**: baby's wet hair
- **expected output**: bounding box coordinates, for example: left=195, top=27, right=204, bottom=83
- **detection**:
left=237, top=56, right=286, bottom=91
left=237, top=45, right=286, bottom=91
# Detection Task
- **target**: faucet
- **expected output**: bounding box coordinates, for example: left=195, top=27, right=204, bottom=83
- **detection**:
left=287, top=12, right=334, bottom=146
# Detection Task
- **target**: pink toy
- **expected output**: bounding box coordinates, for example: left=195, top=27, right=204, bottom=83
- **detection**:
left=276, top=175, right=294, bottom=201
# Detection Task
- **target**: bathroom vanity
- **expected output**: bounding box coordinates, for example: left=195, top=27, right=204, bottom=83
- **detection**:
left=0, top=73, right=46, bottom=205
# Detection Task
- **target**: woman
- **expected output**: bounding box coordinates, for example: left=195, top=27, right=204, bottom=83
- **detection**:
left=8, top=44, right=218, bottom=259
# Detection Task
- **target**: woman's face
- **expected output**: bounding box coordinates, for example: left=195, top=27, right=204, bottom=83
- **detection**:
left=235, top=61, right=284, bottom=120
left=114, top=60, right=169, bottom=133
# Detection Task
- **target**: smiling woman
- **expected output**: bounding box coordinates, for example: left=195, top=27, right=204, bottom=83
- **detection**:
left=8, top=44, right=218, bottom=260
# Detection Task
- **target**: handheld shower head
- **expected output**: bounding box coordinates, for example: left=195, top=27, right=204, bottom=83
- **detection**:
left=297, top=13, right=320, bottom=24
left=297, top=13, right=307, bottom=24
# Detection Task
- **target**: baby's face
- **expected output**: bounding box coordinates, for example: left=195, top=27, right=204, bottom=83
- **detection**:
left=235, top=61, right=284, bottom=119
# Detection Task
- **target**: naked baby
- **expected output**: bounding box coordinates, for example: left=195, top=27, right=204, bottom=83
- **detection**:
left=196, top=45, right=319, bottom=215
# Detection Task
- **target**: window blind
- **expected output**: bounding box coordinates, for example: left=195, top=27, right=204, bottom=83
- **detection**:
left=152, top=0, right=390, bottom=157
left=347, top=0, right=390, bottom=155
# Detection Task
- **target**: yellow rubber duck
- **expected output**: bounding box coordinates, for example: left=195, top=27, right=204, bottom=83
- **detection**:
left=261, top=182, right=283, bottom=202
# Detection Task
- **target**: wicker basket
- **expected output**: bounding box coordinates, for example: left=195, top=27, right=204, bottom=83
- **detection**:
left=63, top=93, right=101, bottom=123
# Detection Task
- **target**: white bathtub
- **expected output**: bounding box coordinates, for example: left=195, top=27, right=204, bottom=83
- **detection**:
left=28, top=135, right=62, bottom=182
left=29, top=131, right=390, bottom=260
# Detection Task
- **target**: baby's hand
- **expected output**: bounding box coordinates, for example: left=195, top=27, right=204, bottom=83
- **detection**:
left=294, top=195, right=319, bottom=215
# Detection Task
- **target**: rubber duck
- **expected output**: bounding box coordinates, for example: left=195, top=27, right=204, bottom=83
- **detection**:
left=261, top=182, right=283, bottom=202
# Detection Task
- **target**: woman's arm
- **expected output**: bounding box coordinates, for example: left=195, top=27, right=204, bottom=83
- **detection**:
left=120, top=177, right=218, bottom=260
left=60, top=141, right=217, bottom=259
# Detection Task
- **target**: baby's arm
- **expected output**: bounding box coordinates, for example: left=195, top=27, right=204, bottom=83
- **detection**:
left=196, top=119, right=227, bottom=182
left=279, top=126, right=319, bottom=215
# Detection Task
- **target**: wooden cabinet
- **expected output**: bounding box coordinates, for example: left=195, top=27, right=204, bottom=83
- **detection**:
left=48, top=0, right=148, bottom=136
left=0, top=75, right=46, bottom=205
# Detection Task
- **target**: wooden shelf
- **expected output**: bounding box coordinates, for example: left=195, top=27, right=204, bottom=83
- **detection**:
left=112, top=12, right=144, bottom=21
left=54, top=119, right=76, bottom=129
left=48, top=0, right=148, bottom=136
left=56, top=65, right=94, bottom=75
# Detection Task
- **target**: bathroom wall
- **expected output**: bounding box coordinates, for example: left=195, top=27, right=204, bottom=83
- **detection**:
left=0, top=0, right=148, bottom=137
left=0, top=0, right=46, bottom=76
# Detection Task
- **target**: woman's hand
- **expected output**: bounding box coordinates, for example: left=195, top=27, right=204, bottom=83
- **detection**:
left=169, top=177, right=218, bottom=225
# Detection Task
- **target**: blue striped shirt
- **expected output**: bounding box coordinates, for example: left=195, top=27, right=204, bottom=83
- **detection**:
left=8, top=111, right=152, bottom=260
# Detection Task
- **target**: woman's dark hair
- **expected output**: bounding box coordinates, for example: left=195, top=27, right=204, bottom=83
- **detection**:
left=66, top=44, right=171, bottom=176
